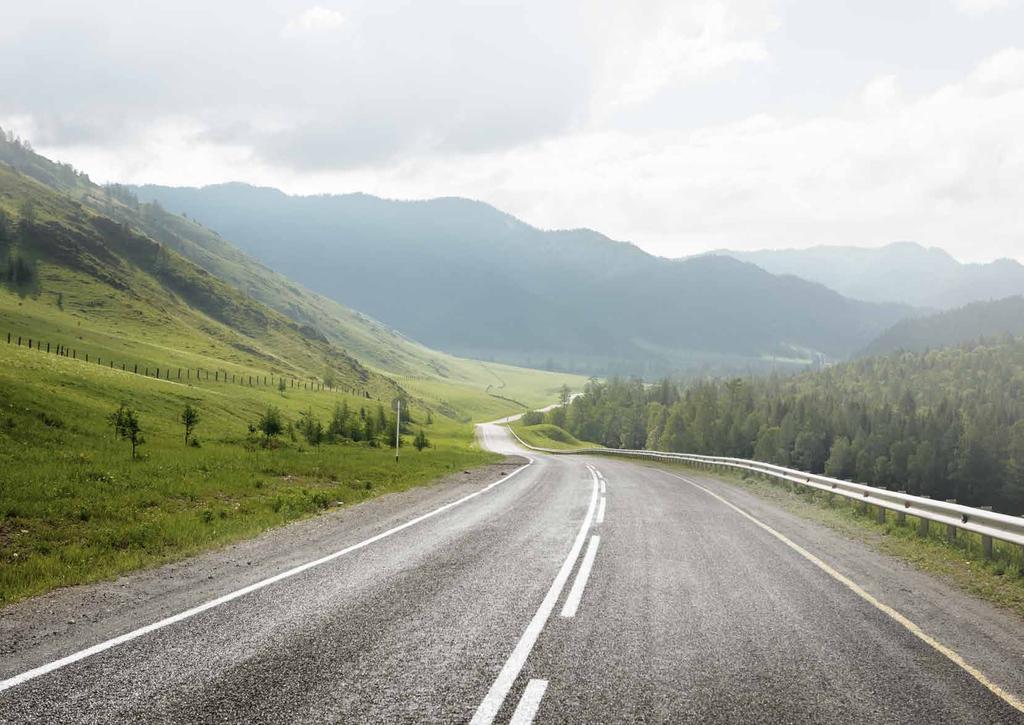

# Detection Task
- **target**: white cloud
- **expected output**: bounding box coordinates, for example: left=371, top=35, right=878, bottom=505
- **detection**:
left=283, top=6, right=346, bottom=37
left=972, top=47, right=1024, bottom=90
left=5, top=2, right=1024, bottom=264
left=951, top=0, right=1010, bottom=15
left=585, top=0, right=778, bottom=110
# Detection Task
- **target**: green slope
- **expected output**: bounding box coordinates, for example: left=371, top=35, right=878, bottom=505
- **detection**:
left=0, top=129, right=584, bottom=413
left=0, top=136, right=583, bottom=606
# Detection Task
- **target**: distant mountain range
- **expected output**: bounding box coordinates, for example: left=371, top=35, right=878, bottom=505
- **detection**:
left=717, top=242, right=1024, bottom=309
left=134, top=183, right=912, bottom=375
left=862, top=296, right=1024, bottom=357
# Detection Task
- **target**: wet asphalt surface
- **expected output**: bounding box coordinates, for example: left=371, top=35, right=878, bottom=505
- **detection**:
left=2, top=424, right=1023, bottom=723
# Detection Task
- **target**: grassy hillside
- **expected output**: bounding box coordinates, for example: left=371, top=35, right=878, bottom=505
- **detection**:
left=509, top=420, right=596, bottom=451
left=862, top=296, right=1024, bottom=356
left=132, top=182, right=912, bottom=375
left=0, top=129, right=584, bottom=417
left=0, top=140, right=583, bottom=606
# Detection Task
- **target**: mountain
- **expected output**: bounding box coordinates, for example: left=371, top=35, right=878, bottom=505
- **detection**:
left=718, top=242, right=1024, bottom=309
left=0, top=129, right=585, bottom=419
left=862, top=296, right=1024, bottom=356
left=0, top=159, right=403, bottom=402
left=133, top=183, right=913, bottom=375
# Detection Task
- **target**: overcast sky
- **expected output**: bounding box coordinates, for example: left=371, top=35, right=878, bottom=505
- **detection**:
left=3, top=0, right=1023, bottom=261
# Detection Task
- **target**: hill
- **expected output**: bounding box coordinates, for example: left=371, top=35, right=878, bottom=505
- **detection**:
left=0, top=129, right=582, bottom=416
left=719, top=242, right=1024, bottom=309
left=133, top=183, right=912, bottom=374
left=0, top=132, right=583, bottom=605
left=862, top=296, right=1024, bottom=356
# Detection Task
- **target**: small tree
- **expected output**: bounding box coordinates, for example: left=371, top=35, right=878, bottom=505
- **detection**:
left=559, top=384, right=572, bottom=407
left=257, top=406, right=284, bottom=446
left=329, top=401, right=350, bottom=440
left=299, top=408, right=324, bottom=449
left=110, top=405, right=144, bottom=459
left=426, top=411, right=433, bottom=425
left=180, top=404, right=200, bottom=446
left=277, top=377, right=287, bottom=393
left=414, top=428, right=430, bottom=452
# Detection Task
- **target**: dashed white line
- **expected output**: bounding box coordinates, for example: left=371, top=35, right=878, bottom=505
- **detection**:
left=509, top=679, right=549, bottom=725
left=470, top=470, right=600, bottom=724
left=596, top=496, right=606, bottom=525
left=0, top=459, right=535, bottom=694
left=560, top=535, right=601, bottom=619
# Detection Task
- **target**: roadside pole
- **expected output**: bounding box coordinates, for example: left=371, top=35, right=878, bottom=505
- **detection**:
left=395, top=399, right=401, bottom=463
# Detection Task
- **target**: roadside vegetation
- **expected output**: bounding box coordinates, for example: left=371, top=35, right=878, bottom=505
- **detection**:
left=509, top=412, right=596, bottom=451
left=0, top=339, right=499, bottom=606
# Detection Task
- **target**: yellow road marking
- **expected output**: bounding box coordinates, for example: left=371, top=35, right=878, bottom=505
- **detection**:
left=662, top=468, right=1024, bottom=715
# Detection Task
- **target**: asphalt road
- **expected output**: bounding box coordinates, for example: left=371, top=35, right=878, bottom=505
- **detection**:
left=2, top=422, right=1024, bottom=723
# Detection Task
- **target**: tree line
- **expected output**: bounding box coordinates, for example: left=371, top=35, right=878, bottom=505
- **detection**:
left=545, top=338, right=1024, bottom=513
left=107, top=400, right=431, bottom=460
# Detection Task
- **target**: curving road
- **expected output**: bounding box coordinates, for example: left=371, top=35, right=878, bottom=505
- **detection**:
left=2, top=422, right=1024, bottom=723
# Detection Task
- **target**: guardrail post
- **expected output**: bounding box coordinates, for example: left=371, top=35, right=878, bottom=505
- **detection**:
left=896, top=493, right=907, bottom=525
left=945, top=500, right=958, bottom=542
left=876, top=505, right=886, bottom=525
left=979, top=506, right=994, bottom=559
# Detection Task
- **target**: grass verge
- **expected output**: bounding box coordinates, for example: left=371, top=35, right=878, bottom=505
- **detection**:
left=509, top=421, right=597, bottom=451
left=0, top=340, right=501, bottom=606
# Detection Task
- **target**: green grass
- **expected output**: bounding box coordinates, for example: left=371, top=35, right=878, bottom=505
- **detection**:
left=660, top=462, right=1024, bottom=619
left=0, top=161, right=584, bottom=607
left=509, top=421, right=597, bottom=450
left=0, top=339, right=500, bottom=605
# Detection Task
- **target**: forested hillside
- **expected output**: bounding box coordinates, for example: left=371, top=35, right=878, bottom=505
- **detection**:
left=863, top=296, right=1024, bottom=356
left=134, top=183, right=912, bottom=375
left=548, top=341, right=1024, bottom=513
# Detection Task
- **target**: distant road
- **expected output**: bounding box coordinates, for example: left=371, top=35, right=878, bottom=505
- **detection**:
left=2, top=423, right=1023, bottom=723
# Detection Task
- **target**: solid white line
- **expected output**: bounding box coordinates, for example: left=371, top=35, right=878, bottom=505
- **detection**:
left=560, top=535, right=601, bottom=618
left=0, top=459, right=535, bottom=694
left=509, top=679, right=548, bottom=725
left=600, top=479, right=606, bottom=495
left=661, top=469, right=1024, bottom=716
left=597, top=496, right=606, bottom=525
left=470, top=470, right=600, bottom=724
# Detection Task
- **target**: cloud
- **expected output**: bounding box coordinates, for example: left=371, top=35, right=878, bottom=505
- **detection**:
left=951, top=0, right=1011, bottom=15
left=3, top=2, right=1024, bottom=264
left=283, top=6, right=346, bottom=37
left=586, top=0, right=779, bottom=110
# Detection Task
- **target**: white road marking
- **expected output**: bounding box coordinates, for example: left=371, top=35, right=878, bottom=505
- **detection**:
left=470, top=470, right=600, bottom=724
left=509, top=679, right=548, bottom=725
left=597, top=496, right=606, bottom=525
left=600, top=479, right=606, bottom=495
left=560, top=535, right=601, bottom=618
left=663, top=469, right=1024, bottom=716
left=0, top=460, right=535, bottom=694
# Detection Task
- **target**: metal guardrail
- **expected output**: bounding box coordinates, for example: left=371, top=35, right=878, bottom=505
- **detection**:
left=505, top=424, right=1024, bottom=550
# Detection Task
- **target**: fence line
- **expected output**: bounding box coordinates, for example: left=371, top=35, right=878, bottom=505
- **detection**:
left=3, top=329, right=375, bottom=400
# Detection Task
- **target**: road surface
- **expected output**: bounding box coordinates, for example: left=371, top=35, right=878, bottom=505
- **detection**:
left=2, top=422, right=1023, bottom=723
